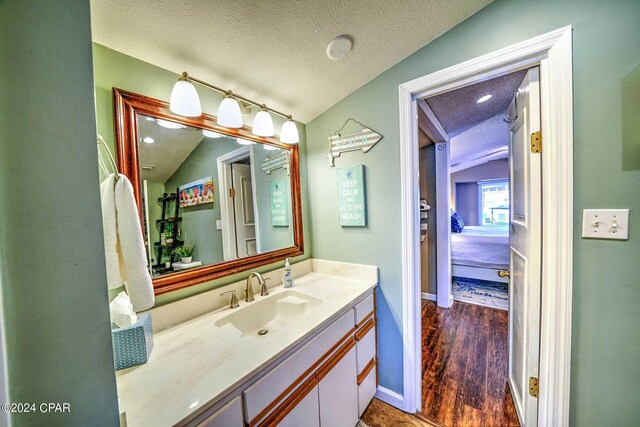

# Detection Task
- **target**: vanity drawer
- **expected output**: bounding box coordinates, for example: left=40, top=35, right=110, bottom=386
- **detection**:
left=357, top=360, right=377, bottom=417
left=354, top=293, right=374, bottom=326
left=244, top=310, right=355, bottom=425
left=197, top=396, right=243, bottom=427
left=355, top=320, right=376, bottom=374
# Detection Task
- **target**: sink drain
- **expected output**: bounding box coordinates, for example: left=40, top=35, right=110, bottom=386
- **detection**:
left=258, top=329, right=269, bottom=336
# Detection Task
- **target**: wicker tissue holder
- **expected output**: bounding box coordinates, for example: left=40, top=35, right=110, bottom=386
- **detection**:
left=112, top=313, right=154, bottom=371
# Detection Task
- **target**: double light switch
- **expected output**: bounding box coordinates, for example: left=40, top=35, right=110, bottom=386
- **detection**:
left=582, top=209, right=630, bottom=240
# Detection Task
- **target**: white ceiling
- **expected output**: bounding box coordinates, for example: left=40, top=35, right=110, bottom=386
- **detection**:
left=137, top=115, right=205, bottom=182
left=90, top=0, right=492, bottom=123
left=449, top=113, right=509, bottom=170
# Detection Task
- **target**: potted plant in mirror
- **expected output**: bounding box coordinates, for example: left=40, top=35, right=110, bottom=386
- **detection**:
left=174, top=245, right=195, bottom=264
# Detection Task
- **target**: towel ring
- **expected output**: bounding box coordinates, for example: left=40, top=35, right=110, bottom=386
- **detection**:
left=97, top=134, right=120, bottom=180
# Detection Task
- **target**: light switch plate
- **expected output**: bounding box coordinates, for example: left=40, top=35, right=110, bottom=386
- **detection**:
left=216, top=220, right=223, bottom=230
left=582, top=209, right=629, bottom=240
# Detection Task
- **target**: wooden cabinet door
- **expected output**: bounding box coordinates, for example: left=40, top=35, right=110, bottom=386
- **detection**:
left=318, top=346, right=358, bottom=427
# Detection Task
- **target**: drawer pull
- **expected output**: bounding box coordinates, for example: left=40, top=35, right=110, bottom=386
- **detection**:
left=355, top=319, right=375, bottom=341
left=357, top=358, right=376, bottom=385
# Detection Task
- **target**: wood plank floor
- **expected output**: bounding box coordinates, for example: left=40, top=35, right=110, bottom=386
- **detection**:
left=420, top=300, right=520, bottom=427
left=362, top=398, right=438, bottom=427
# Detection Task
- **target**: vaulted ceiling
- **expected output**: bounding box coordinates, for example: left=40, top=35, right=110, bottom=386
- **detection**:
left=90, top=0, right=492, bottom=123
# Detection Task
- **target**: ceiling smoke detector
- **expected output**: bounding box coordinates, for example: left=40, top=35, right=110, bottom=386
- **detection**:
left=326, top=35, right=354, bottom=60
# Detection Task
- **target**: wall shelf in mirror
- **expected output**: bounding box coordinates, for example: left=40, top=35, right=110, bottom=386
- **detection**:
left=113, top=88, right=304, bottom=295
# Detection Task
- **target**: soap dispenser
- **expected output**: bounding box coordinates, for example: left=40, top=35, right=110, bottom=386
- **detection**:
left=283, top=258, right=294, bottom=288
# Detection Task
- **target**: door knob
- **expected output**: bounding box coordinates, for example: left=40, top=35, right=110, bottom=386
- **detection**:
left=498, top=270, right=511, bottom=278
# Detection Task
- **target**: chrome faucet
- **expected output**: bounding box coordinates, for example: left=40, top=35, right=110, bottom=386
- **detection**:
left=245, top=272, right=269, bottom=302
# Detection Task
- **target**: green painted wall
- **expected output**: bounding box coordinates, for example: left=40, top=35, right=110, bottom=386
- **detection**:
left=165, top=137, right=238, bottom=265
left=0, top=0, right=119, bottom=425
left=93, top=43, right=312, bottom=306
left=305, top=0, right=640, bottom=424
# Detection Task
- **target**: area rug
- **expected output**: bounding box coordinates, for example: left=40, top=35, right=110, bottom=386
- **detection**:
left=452, top=276, right=508, bottom=310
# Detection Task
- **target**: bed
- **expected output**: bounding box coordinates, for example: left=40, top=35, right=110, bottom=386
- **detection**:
left=451, top=224, right=510, bottom=283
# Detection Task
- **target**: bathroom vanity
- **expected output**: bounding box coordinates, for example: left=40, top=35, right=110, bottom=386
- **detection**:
left=116, top=262, right=378, bottom=427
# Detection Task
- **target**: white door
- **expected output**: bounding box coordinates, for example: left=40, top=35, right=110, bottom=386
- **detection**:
left=507, top=67, right=542, bottom=426
left=231, top=163, right=257, bottom=258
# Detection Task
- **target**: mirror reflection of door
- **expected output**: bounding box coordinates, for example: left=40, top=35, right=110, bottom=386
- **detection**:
left=230, top=162, right=257, bottom=258
left=135, top=112, right=295, bottom=278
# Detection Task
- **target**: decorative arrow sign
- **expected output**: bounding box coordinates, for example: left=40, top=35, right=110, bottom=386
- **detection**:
left=261, top=150, right=290, bottom=175
left=327, top=127, right=383, bottom=166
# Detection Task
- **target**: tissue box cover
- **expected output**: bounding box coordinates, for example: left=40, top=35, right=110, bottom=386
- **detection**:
left=112, top=313, right=154, bottom=370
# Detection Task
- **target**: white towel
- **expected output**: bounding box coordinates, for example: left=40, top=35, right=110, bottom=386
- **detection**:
left=101, top=174, right=122, bottom=288
left=100, top=174, right=155, bottom=311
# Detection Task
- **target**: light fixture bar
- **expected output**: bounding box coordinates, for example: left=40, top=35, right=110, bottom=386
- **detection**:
left=183, top=72, right=292, bottom=120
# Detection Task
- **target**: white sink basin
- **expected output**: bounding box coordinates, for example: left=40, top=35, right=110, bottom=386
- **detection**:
left=214, top=290, right=321, bottom=336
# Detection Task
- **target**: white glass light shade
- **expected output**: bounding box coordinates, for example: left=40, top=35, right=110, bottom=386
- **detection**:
left=236, top=138, right=254, bottom=145
left=263, top=144, right=279, bottom=151
left=169, top=79, right=202, bottom=117
left=217, top=97, right=243, bottom=128
left=157, top=119, right=186, bottom=130
left=252, top=109, right=274, bottom=137
left=202, top=130, right=222, bottom=138
left=280, top=119, right=299, bottom=144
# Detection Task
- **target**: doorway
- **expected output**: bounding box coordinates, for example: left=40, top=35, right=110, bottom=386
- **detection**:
left=396, top=27, right=574, bottom=427
left=217, top=146, right=259, bottom=260
left=418, top=67, right=539, bottom=426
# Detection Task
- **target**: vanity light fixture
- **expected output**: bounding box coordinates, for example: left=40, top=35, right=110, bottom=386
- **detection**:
left=476, top=94, right=492, bottom=103
left=169, top=71, right=300, bottom=144
left=169, top=73, right=202, bottom=117
left=142, top=137, right=155, bottom=144
left=157, top=119, right=186, bottom=130
left=263, top=144, right=279, bottom=151
left=217, top=93, right=243, bottom=128
left=236, top=138, right=254, bottom=146
left=202, top=130, right=222, bottom=138
left=280, top=118, right=300, bottom=144
left=252, top=106, right=275, bottom=137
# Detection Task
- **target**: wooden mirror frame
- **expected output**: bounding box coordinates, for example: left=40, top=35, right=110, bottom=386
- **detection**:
left=113, top=88, right=304, bottom=295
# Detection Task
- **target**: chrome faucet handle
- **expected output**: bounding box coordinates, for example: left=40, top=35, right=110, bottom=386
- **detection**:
left=260, top=277, right=270, bottom=297
left=220, top=290, right=239, bottom=309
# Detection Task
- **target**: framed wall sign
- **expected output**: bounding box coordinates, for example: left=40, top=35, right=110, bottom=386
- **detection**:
left=269, top=180, right=289, bottom=226
left=336, top=165, right=366, bottom=226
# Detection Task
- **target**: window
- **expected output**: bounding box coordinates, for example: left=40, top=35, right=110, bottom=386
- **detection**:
left=478, top=180, right=509, bottom=225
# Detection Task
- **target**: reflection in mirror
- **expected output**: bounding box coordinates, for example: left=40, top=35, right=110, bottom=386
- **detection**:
left=136, top=114, right=293, bottom=277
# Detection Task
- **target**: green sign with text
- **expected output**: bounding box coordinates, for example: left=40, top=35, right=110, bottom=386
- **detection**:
left=336, top=165, right=366, bottom=226
left=269, top=180, right=289, bottom=226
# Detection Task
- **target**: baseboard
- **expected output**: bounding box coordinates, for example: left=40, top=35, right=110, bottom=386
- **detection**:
left=374, top=386, right=404, bottom=410
left=421, top=292, right=437, bottom=301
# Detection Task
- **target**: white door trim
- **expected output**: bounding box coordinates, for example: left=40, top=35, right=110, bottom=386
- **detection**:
left=217, top=145, right=260, bottom=260
left=398, top=26, right=573, bottom=426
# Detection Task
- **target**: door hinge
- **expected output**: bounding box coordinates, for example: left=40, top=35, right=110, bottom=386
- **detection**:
left=531, top=131, right=542, bottom=153
left=229, top=188, right=236, bottom=198
left=529, top=376, right=539, bottom=398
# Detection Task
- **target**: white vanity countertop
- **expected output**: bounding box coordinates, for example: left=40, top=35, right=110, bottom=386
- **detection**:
left=116, top=270, right=377, bottom=427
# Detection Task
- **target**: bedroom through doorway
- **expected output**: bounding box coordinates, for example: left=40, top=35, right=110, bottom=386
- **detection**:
left=417, top=68, right=538, bottom=426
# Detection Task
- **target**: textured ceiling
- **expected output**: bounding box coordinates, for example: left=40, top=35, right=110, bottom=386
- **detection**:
left=449, top=113, right=509, bottom=168
left=426, top=69, right=526, bottom=137
left=137, top=115, right=205, bottom=183
left=90, top=0, right=492, bottom=123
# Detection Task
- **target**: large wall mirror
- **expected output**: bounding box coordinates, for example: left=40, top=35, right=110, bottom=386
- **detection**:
left=113, top=89, right=303, bottom=295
